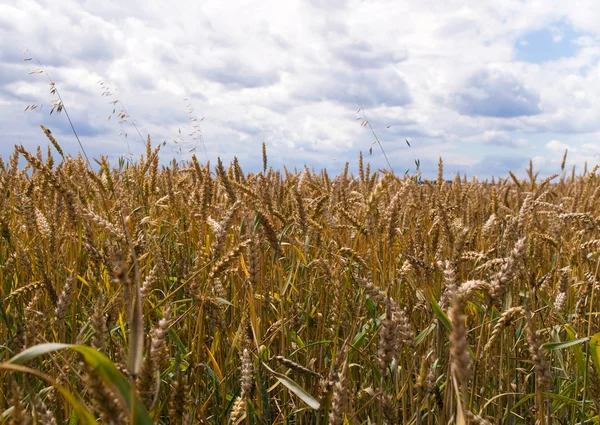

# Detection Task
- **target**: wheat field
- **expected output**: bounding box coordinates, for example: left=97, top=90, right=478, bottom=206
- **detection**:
left=1, top=136, right=600, bottom=425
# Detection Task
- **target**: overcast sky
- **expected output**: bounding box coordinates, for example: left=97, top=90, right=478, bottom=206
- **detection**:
left=1, top=0, right=600, bottom=178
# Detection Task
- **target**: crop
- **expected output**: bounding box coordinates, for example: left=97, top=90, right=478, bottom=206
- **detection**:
left=1, top=139, right=600, bottom=425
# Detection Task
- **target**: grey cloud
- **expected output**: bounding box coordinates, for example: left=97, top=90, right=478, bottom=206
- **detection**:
left=0, top=85, right=37, bottom=104
left=481, top=132, right=527, bottom=147
left=0, top=63, right=25, bottom=85
left=297, top=68, right=411, bottom=107
left=224, top=120, right=265, bottom=137
left=483, top=138, right=522, bottom=148
left=126, top=72, right=159, bottom=92
left=0, top=16, right=17, bottom=33
left=0, top=46, right=25, bottom=64
left=465, top=155, right=531, bottom=177
left=67, top=36, right=118, bottom=63
left=1, top=27, right=121, bottom=70
left=451, top=69, right=542, bottom=118
left=335, top=41, right=408, bottom=69
left=342, top=69, right=411, bottom=107
left=525, top=113, right=600, bottom=134
left=204, top=59, right=281, bottom=89
left=27, top=110, right=111, bottom=139
left=437, top=18, right=480, bottom=38
left=383, top=121, right=446, bottom=141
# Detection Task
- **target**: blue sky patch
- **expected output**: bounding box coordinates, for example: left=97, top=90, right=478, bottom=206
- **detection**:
left=515, top=20, right=583, bottom=63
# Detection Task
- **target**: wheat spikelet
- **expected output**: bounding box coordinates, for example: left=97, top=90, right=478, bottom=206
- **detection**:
left=329, top=357, right=349, bottom=425
left=489, top=237, right=526, bottom=305
left=465, top=410, right=493, bottom=425
left=484, top=306, right=524, bottom=352
left=84, top=209, right=127, bottom=243
left=8, top=380, right=28, bottom=425
left=449, top=294, right=472, bottom=390
left=525, top=312, right=552, bottom=391
left=275, top=355, right=320, bottom=377
left=378, top=296, right=396, bottom=374
left=169, top=373, right=189, bottom=425
left=561, top=149, right=568, bottom=171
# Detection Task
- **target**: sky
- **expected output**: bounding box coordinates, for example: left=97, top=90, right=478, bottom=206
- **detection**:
left=1, top=0, right=600, bottom=178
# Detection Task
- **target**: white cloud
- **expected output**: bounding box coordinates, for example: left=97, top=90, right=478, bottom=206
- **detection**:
left=1, top=0, right=600, bottom=177
left=546, top=140, right=571, bottom=152
left=582, top=143, right=600, bottom=151
left=478, top=130, right=529, bottom=147
left=532, top=155, right=547, bottom=167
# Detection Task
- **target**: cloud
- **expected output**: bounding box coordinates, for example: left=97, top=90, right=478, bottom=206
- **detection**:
left=2, top=0, right=600, bottom=179
left=451, top=69, right=542, bottom=118
left=480, top=130, right=529, bottom=147
left=546, top=139, right=571, bottom=152
left=334, top=41, right=409, bottom=69
left=204, top=64, right=280, bottom=89
left=290, top=68, right=411, bottom=107
left=466, top=155, right=532, bottom=178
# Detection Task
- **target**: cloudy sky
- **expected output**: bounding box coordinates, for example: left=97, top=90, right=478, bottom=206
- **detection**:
left=1, top=0, right=600, bottom=178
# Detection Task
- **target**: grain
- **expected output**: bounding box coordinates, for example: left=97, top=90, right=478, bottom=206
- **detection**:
left=1, top=142, right=599, bottom=424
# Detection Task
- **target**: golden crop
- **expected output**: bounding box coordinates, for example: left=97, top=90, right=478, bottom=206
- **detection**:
left=1, top=140, right=599, bottom=425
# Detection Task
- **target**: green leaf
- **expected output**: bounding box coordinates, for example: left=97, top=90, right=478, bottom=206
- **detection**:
left=544, top=390, right=594, bottom=408
left=542, top=337, right=589, bottom=350
left=0, top=362, right=98, bottom=425
left=9, top=343, right=72, bottom=364
left=288, top=331, right=305, bottom=349
left=129, top=248, right=144, bottom=378
left=589, top=332, right=600, bottom=376
left=353, top=314, right=384, bottom=352
left=214, top=297, right=234, bottom=306
left=7, top=343, right=152, bottom=425
left=289, top=340, right=332, bottom=357
left=262, top=362, right=320, bottom=410
left=415, top=323, right=436, bottom=346
left=511, top=393, right=536, bottom=411
left=365, top=298, right=377, bottom=317
left=429, top=293, right=452, bottom=332
left=564, top=325, right=586, bottom=377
